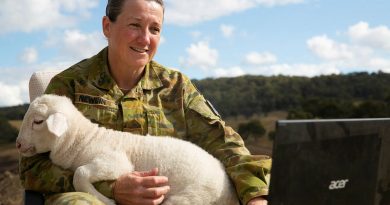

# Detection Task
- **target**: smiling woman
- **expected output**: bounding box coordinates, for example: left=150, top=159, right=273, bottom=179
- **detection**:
left=103, top=0, right=164, bottom=91
left=18, top=0, right=271, bottom=205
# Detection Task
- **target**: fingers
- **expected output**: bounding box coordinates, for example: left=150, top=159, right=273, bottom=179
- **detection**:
left=133, top=194, right=166, bottom=205
left=134, top=167, right=159, bottom=177
left=143, top=186, right=170, bottom=198
left=145, top=167, right=159, bottom=176
left=114, top=169, right=170, bottom=205
left=141, top=175, right=169, bottom=187
left=153, top=195, right=165, bottom=205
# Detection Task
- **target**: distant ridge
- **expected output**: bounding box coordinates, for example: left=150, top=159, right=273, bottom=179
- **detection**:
left=193, top=71, right=390, bottom=118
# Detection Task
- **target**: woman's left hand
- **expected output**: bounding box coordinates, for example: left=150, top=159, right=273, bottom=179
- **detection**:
left=247, top=196, right=268, bottom=205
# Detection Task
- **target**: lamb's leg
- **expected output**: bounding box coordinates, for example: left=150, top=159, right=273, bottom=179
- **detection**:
left=73, top=164, right=116, bottom=205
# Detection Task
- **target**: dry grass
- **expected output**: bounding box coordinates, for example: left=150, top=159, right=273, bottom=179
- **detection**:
left=0, top=171, right=23, bottom=205
left=1, top=123, right=23, bottom=205
left=225, top=111, right=288, bottom=156
left=0, top=143, right=23, bottom=205
left=8, top=121, right=22, bottom=130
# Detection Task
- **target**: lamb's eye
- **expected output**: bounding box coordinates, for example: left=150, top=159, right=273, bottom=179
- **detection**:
left=33, top=120, right=44, bottom=125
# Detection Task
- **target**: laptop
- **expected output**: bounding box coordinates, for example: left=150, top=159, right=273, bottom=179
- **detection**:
left=269, top=118, right=390, bottom=205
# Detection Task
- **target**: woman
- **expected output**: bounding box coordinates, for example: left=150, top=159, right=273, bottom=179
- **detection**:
left=19, top=0, right=271, bottom=204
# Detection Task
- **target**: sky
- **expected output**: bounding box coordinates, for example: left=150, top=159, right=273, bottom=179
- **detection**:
left=0, top=0, right=389, bottom=106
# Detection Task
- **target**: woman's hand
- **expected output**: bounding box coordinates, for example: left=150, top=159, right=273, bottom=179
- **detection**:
left=247, top=196, right=268, bottom=205
left=113, top=168, right=170, bottom=205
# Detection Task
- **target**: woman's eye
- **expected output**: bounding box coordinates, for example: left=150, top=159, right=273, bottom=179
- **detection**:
left=151, top=27, right=161, bottom=34
left=129, top=23, right=140, bottom=28
left=33, top=120, right=44, bottom=125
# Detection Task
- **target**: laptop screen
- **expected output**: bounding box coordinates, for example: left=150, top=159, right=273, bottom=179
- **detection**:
left=269, top=118, right=390, bottom=205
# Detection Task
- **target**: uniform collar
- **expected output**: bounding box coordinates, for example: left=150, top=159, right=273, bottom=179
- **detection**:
left=89, top=47, right=116, bottom=91
left=140, top=62, right=163, bottom=90
left=90, top=47, right=163, bottom=92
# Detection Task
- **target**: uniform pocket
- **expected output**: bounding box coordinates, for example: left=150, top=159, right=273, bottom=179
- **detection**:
left=144, top=105, right=175, bottom=136
left=123, top=119, right=143, bottom=135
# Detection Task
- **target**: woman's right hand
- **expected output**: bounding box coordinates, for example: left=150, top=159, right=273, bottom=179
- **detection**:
left=113, top=168, right=170, bottom=205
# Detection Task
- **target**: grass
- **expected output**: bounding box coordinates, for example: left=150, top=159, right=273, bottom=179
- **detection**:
left=8, top=120, right=22, bottom=130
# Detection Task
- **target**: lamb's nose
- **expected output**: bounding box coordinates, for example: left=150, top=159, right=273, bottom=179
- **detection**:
left=16, top=140, right=21, bottom=149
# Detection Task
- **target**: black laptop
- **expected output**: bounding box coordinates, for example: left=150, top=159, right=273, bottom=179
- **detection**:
left=269, top=118, right=390, bottom=205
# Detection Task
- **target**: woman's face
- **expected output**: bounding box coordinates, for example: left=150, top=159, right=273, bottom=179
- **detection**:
left=103, top=0, right=163, bottom=69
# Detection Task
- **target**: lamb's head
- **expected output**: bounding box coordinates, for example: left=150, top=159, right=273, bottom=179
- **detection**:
left=16, top=94, right=76, bottom=157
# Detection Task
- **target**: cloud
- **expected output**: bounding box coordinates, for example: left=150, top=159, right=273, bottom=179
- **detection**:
left=306, top=22, right=390, bottom=73
left=0, top=28, right=106, bottom=106
left=165, top=0, right=304, bottom=26
left=200, top=61, right=341, bottom=78
left=20, top=47, right=38, bottom=64
left=213, top=66, right=245, bottom=78
left=367, top=58, right=390, bottom=70
left=242, top=21, right=390, bottom=77
left=220, top=24, right=235, bottom=38
left=307, top=35, right=355, bottom=61
left=45, top=29, right=107, bottom=62
left=256, top=0, right=305, bottom=7
left=244, top=51, right=278, bottom=65
left=182, top=41, right=219, bottom=69
left=180, top=21, right=390, bottom=79
left=0, top=0, right=99, bottom=34
left=58, top=0, right=99, bottom=13
left=0, top=59, right=79, bottom=106
left=62, top=30, right=106, bottom=60
left=347, top=21, right=390, bottom=50
left=160, top=35, right=166, bottom=45
left=249, top=63, right=340, bottom=77
left=0, top=80, right=29, bottom=106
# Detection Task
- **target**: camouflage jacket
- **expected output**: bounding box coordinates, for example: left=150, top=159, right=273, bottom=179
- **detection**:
left=19, top=47, right=271, bottom=204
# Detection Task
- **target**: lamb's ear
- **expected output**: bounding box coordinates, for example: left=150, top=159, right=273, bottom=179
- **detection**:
left=46, top=113, right=68, bottom=137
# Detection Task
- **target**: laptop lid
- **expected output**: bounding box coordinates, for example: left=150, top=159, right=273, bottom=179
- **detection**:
left=269, top=118, right=390, bottom=205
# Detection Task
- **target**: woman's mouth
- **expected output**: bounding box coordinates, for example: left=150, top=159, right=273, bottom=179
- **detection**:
left=130, top=47, right=148, bottom=53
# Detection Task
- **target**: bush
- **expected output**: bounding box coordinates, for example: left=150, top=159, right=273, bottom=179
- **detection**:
left=0, top=114, right=18, bottom=143
left=238, top=119, right=266, bottom=140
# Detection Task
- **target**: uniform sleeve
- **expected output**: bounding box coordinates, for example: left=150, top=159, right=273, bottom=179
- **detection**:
left=19, top=74, right=115, bottom=199
left=183, top=78, right=272, bottom=205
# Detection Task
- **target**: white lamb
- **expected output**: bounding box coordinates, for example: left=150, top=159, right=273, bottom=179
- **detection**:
left=16, top=94, right=240, bottom=205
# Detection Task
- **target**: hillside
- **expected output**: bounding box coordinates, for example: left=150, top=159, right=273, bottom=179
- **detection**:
left=1, top=71, right=389, bottom=146
left=193, top=71, right=390, bottom=118
left=2, top=71, right=390, bottom=121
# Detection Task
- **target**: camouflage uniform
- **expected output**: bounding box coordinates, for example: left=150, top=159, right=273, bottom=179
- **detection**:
left=19, top=47, right=271, bottom=205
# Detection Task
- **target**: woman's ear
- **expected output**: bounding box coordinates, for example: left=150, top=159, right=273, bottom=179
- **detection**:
left=102, top=16, right=111, bottom=38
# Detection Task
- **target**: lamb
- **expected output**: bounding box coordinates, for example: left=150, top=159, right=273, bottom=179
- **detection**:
left=16, top=94, right=240, bottom=205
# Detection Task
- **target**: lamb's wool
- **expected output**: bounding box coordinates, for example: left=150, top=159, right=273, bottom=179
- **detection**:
left=17, top=94, right=239, bottom=205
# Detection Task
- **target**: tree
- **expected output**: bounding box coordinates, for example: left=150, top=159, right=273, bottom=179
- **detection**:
left=287, top=109, right=314, bottom=119
left=238, top=119, right=266, bottom=140
left=268, top=130, right=276, bottom=141
left=352, top=100, right=389, bottom=118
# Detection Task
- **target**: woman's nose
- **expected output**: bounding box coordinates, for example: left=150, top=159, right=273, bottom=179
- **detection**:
left=138, top=30, right=151, bottom=45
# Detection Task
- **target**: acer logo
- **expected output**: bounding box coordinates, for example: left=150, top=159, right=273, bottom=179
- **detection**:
left=329, top=179, right=349, bottom=190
